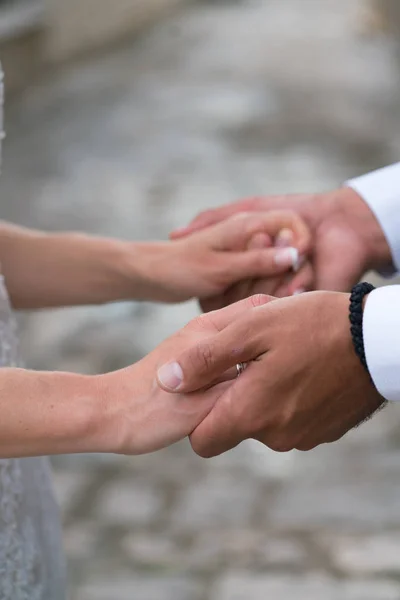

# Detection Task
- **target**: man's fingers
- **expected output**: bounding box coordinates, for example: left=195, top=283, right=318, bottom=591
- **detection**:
left=197, top=294, right=274, bottom=331
left=274, top=263, right=314, bottom=297
left=286, top=263, right=314, bottom=295
left=189, top=365, right=259, bottom=457
left=189, top=393, right=242, bottom=458
left=157, top=309, right=269, bottom=393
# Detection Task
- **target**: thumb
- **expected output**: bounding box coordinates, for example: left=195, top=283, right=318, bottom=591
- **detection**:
left=157, top=306, right=268, bottom=393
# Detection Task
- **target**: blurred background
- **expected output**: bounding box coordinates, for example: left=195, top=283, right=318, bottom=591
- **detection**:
left=1, top=0, right=400, bottom=599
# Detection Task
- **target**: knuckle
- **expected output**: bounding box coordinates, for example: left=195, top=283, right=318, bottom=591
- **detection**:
left=296, top=440, right=318, bottom=452
left=194, top=445, right=215, bottom=459
left=267, top=434, right=294, bottom=453
left=187, top=342, right=215, bottom=375
left=190, top=314, right=211, bottom=331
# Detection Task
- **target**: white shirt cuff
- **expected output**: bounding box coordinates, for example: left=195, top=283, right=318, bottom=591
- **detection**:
left=346, top=162, right=400, bottom=274
left=364, top=286, right=400, bottom=402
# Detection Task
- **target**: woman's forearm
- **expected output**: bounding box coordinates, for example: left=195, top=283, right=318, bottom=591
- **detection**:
left=0, top=358, right=221, bottom=459
left=0, top=368, right=104, bottom=458
left=0, top=222, right=151, bottom=309
left=0, top=213, right=306, bottom=310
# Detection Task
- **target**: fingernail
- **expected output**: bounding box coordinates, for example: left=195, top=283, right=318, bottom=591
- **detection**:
left=275, top=228, right=293, bottom=248
left=157, top=362, right=183, bottom=391
left=292, top=288, right=306, bottom=295
left=274, top=247, right=299, bottom=270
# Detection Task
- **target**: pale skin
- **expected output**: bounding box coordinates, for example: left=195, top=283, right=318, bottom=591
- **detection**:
left=0, top=211, right=308, bottom=458
left=171, top=186, right=393, bottom=301
left=155, top=186, right=393, bottom=456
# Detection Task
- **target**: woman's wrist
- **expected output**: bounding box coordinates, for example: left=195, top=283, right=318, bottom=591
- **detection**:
left=116, top=240, right=176, bottom=302
left=92, top=363, right=145, bottom=455
left=50, top=366, right=144, bottom=456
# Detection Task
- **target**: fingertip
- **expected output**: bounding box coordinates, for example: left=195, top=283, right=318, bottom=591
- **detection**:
left=274, top=247, right=299, bottom=270
left=275, top=228, right=294, bottom=248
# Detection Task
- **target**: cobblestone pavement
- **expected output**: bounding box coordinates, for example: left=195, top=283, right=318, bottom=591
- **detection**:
left=2, top=1, right=400, bottom=599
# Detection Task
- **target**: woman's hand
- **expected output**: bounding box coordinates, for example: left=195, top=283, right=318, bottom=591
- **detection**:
left=132, top=211, right=311, bottom=304
left=0, top=298, right=270, bottom=459
left=96, top=297, right=269, bottom=455
left=0, top=211, right=309, bottom=310
left=170, top=187, right=393, bottom=296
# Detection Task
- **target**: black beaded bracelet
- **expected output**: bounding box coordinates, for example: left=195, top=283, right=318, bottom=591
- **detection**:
left=349, top=282, right=375, bottom=374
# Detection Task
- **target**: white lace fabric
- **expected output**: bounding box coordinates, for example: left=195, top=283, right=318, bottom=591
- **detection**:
left=0, top=67, right=66, bottom=600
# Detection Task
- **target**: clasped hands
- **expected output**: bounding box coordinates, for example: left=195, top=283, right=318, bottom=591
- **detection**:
left=149, top=192, right=384, bottom=458
left=101, top=195, right=384, bottom=459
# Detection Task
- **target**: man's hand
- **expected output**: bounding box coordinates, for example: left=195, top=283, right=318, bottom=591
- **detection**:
left=156, top=292, right=384, bottom=457
left=171, top=187, right=393, bottom=295
left=135, top=211, right=310, bottom=304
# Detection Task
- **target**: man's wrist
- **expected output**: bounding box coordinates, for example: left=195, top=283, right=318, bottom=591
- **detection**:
left=333, top=187, right=393, bottom=272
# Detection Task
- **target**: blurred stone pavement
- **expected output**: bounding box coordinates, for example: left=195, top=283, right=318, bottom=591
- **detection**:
left=2, top=1, right=400, bottom=598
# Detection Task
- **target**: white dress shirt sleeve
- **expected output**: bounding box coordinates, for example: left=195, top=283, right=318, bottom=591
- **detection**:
left=363, top=286, right=400, bottom=402
left=346, top=163, right=400, bottom=401
left=346, top=162, right=400, bottom=273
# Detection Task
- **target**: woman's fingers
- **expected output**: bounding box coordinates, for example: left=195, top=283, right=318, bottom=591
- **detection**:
left=169, top=198, right=261, bottom=240
left=222, top=246, right=300, bottom=284
left=247, top=231, right=273, bottom=250
left=209, top=211, right=310, bottom=255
